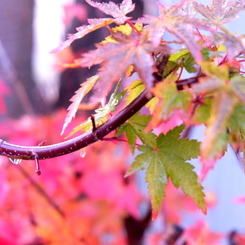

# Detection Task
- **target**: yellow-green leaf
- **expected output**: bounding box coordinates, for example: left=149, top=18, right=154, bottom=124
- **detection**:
left=126, top=125, right=205, bottom=219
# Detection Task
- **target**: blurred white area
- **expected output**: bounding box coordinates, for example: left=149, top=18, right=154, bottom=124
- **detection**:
left=33, top=0, right=74, bottom=103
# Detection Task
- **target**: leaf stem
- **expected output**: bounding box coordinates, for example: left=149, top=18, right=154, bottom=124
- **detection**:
left=125, top=20, right=141, bottom=35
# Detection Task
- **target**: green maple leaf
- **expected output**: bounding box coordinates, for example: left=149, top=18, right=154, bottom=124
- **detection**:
left=200, top=90, right=239, bottom=160
left=125, top=125, right=205, bottom=219
left=117, top=113, right=156, bottom=154
left=124, top=80, right=146, bottom=106
left=227, top=104, right=245, bottom=158
left=152, top=75, right=193, bottom=121
left=168, top=49, right=196, bottom=73
left=123, top=80, right=158, bottom=113
left=230, top=74, right=245, bottom=105
left=191, top=62, right=244, bottom=160
left=228, top=104, right=245, bottom=133
left=191, top=97, right=212, bottom=124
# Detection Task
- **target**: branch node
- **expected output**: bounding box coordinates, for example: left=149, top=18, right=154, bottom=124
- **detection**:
left=33, top=151, right=41, bottom=175
left=38, top=140, right=47, bottom=146
left=35, top=157, right=41, bottom=175
left=91, top=115, right=97, bottom=132
left=90, top=115, right=103, bottom=141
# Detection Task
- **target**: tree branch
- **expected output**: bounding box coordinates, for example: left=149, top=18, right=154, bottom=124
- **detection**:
left=0, top=89, right=152, bottom=161
left=0, top=74, right=201, bottom=161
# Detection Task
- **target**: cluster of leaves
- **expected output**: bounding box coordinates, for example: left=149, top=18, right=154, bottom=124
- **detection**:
left=52, top=0, right=245, bottom=219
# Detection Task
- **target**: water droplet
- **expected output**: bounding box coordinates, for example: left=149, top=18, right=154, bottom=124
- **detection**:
left=80, top=148, right=86, bottom=158
left=35, top=169, right=41, bottom=175
left=9, top=158, right=22, bottom=165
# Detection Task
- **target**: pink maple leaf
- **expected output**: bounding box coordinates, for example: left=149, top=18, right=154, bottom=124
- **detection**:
left=61, top=75, right=99, bottom=135
left=79, top=31, right=170, bottom=103
left=139, top=1, right=212, bottom=62
left=51, top=18, right=114, bottom=53
left=86, top=0, right=135, bottom=24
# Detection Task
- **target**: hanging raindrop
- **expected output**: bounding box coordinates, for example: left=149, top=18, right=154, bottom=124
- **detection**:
left=80, top=148, right=86, bottom=158
left=9, top=158, right=22, bottom=165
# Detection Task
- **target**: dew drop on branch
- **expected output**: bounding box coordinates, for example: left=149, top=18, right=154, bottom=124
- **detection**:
left=9, top=158, right=22, bottom=165
left=80, top=148, right=86, bottom=158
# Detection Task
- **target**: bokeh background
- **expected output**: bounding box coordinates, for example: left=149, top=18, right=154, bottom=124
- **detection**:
left=0, top=0, right=245, bottom=244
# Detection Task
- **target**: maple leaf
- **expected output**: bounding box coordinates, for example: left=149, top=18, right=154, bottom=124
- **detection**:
left=139, top=1, right=211, bottom=61
left=151, top=74, right=193, bottom=127
left=191, top=97, right=212, bottom=125
left=121, top=79, right=158, bottom=114
left=190, top=62, right=245, bottom=177
left=162, top=183, right=215, bottom=224
left=230, top=74, right=245, bottom=105
left=125, top=125, right=206, bottom=219
left=61, top=75, right=99, bottom=135
left=79, top=31, right=170, bottom=103
left=193, top=0, right=245, bottom=26
left=228, top=104, right=245, bottom=146
left=69, top=81, right=125, bottom=136
left=168, top=49, right=197, bottom=73
left=86, top=0, right=135, bottom=24
left=52, top=0, right=136, bottom=53
left=225, top=104, right=245, bottom=170
left=117, top=112, right=156, bottom=154
left=51, top=18, right=114, bottom=53
left=210, top=32, right=245, bottom=60
left=192, top=62, right=243, bottom=162
left=182, top=0, right=197, bottom=17
left=191, top=62, right=230, bottom=94
left=124, top=80, right=145, bottom=106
